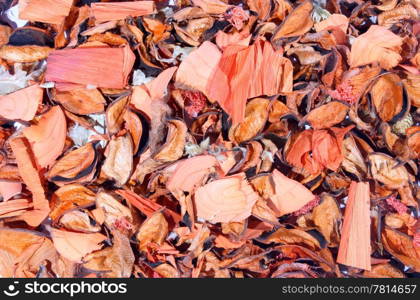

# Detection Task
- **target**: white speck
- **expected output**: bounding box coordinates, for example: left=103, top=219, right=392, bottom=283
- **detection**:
left=40, top=82, right=55, bottom=88
left=69, top=124, right=96, bottom=147
left=69, top=114, right=106, bottom=147
left=261, top=150, right=274, bottom=162
left=13, top=122, right=26, bottom=130
left=6, top=5, right=28, bottom=28
left=167, top=232, right=178, bottom=240
left=132, top=69, right=154, bottom=86
left=0, top=63, right=46, bottom=95
left=161, top=7, right=174, bottom=18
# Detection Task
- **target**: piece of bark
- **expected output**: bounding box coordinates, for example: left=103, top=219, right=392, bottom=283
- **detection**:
left=9, top=137, right=50, bottom=226
left=337, top=181, right=371, bottom=271
left=19, top=0, right=73, bottom=25
left=91, top=1, right=156, bottom=24
left=46, top=45, right=135, bottom=89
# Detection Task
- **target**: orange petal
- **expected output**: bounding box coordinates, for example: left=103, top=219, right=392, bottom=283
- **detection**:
left=23, top=106, right=67, bottom=169
left=270, top=169, right=315, bottom=217
left=50, top=228, right=106, bottom=263
left=176, top=41, right=222, bottom=101
left=0, top=85, right=42, bottom=121
left=314, top=14, right=349, bottom=33
left=194, top=173, right=259, bottom=223
left=0, top=181, right=22, bottom=201
left=166, top=155, right=218, bottom=193
left=349, top=25, right=403, bottom=70
left=286, top=130, right=322, bottom=174
left=145, top=66, right=178, bottom=101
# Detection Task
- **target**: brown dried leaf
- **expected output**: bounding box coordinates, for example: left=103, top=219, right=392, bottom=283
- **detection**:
left=229, top=98, right=270, bottom=143
left=96, top=191, right=133, bottom=229
left=261, top=227, right=321, bottom=251
left=84, top=230, right=135, bottom=277
left=136, top=211, right=168, bottom=251
left=272, top=0, right=313, bottom=41
left=48, top=142, right=97, bottom=185
left=50, top=228, right=106, bottom=263
left=154, top=119, right=187, bottom=162
left=102, top=134, right=133, bottom=186
left=54, top=88, right=106, bottom=115
left=371, top=74, right=403, bottom=122
left=349, top=25, right=403, bottom=70
left=369, top=153, right=410, bottom=189
left=382, top=227, right=420, bottom=272
left=342, top=135, right=368, bottom=178
left=305, top=101, right=349, bottom=129
left=50, top=184, right=96, bottom=222
left=60, top=211, right=101, bottom=233
left=106, top=96, right=130, bottom=136
left=311, top=194, right=341, bottom=246
left=0, top=45, right=52, bottom=63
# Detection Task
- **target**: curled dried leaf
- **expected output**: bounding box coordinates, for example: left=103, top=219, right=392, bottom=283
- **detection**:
left=154, top=119, right=187, bottom=162
left=48, top=142, right=98, bottom=185
left=54, top=88, right=106, bottom=115
left=0, top=45, right=52, bottom=63
left=50, top=184, right=96, bottom=222
left=136, top=211, right=168, bottom=251
left=102, top=134, right=133, bottom=186
left=96, top=191, right=133, bottom=230
left=260, top=227, right=321, bottom=251
left=60, top=210, right=101, bottom=233
left=229, top=98, right=270, bottom=143
left=272, top=0, right=313, bottom=42
left=84, top=231, right=135, bottom=277
left=311, top=194, right=341, bottom=246
left=349, top=25, right=403, bottom=70
left=305, top=101, right=349, bottom=129
left=342, top=135, right=368, bottom=179
left=371, top=74, right=404, bottom=122
left=106, top=96, right=130, bottom=136
left=369, top=153, right=409, bottom=189
left=382, top=227, right=420, bottom=272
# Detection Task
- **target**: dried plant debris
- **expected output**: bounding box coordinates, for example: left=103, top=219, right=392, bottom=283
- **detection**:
left=0, top=0, right=419, bottom=278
